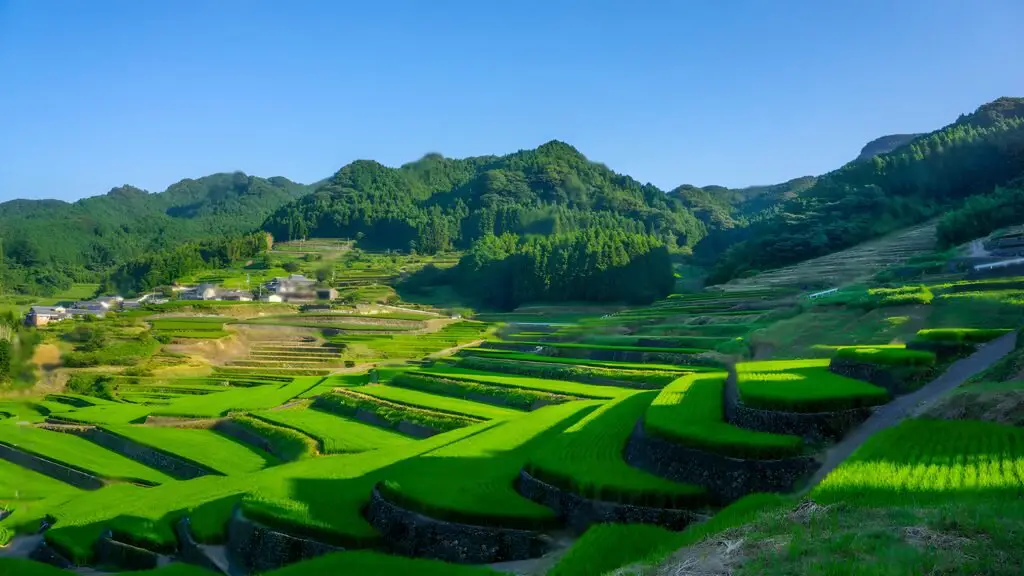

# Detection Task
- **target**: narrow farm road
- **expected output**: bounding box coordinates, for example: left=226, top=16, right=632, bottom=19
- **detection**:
left=802, top=331, right=1018, bottom=492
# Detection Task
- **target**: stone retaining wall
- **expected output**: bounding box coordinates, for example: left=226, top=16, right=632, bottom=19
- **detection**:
left=365, top=484, right=548, bottom=564
left=827, top=360, right=921, bottom=395
left=905, top=340, right=973, bottom=359
left=62, top=427, right=215, bottom=480
left=723, top=369, right=872, bottom=441
left=226, top=507, right=339, bottom=573
left=93, top=531, right=159, bottom=571
left=0, top=442, right=104, bottom=490
left=312, top=398, right=440, bottom=439
left=175, top=517, right=230, bottom=575
left=624, top=422, right=818, bottom=504
left=515, top=469, right=699, bottom=533
left=29, top=541, right=73, bottom=569
left=213, top=420, right=275, bottom=455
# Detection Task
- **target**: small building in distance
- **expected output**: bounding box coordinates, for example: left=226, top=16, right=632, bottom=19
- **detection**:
left=316, top=288, right=339, bottom=301
left=259, top=294, right=284, bottom=303
left=265, top=274, right=319, bottom=302
left=221, top=290, right=253, bottom=302
left=25, top=306, right=69, bottom=327
left=181, top=284, right=219, bottom=301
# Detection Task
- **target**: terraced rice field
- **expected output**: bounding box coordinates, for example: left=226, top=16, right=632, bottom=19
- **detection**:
left=254, top=408, right=412, bottom=454
left=357, top=385, right=522, bottom=420
left=527, top=392, right=709, bottom=508
left=644, top=373, right=805, bottom=459
left=103, top=425, right=278, bottom=474
left=736, top=360, right=890, bottom=412
left=421, top=366, right=633, bottom=399
left=0, top=423, right=175, bottom=485
left=149, top=316, right=231, bottom=339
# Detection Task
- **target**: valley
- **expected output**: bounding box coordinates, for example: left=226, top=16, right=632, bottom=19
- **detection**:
left=1, top=97, right=1024, bottom=575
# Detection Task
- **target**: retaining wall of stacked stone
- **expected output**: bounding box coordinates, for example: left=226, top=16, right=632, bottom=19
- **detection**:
left=905, top=340, right=973, bottom=359
left=827, top=360, right=921, bottom=395
left=723, top=369, right=873, bottom=441
left=624, top=422, right=818, bottom=504
left=312, top=397, right=440, bottom=438
left=514, top=469, right=700, bottom=533
left=58, top=427, right=215, bottom=480
left=365, top=484, right=548, bottom=564
left=92, top=531, right=160, bottom=571
left=175, top=517, right=231, bottom=575
left=226, top=507, right=340, bottom=573
left=29, top=541, right=74, bottom=569
left=0, top=443, right=104, bottom=490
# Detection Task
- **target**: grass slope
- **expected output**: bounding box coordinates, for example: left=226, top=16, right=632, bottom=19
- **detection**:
left=253, top=408, right=412, bottom=454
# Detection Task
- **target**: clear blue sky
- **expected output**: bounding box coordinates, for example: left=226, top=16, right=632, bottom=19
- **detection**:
left=1, top=0, right=1022, bottom=202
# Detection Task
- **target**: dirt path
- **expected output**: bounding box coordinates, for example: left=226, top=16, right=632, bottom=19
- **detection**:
left=802, top=331, right=1017, bottom=492
left=427, top=339, right=485, bottom=360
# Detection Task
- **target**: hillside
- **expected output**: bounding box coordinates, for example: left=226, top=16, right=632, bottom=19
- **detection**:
left=854, top=133, right=923, bottom=161
left=0, top=173, right=315, bottom=294
left=708, top=97, right=1024, bottom=284
left=262, top=141, right=712, bottom=255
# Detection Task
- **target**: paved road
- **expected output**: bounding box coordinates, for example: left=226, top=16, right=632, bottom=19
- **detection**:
left=802, top=331, right=1017, bottom=492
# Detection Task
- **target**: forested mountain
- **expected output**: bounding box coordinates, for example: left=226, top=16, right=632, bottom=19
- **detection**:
left=708, top=97, right=1024, bottom=283
left=0, top=173, right=314, bottom=293
left=854, top=134, right=923, bottom=162
left=262, top=141, right=708, bottom=254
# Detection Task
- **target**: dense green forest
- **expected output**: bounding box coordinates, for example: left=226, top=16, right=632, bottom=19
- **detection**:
left=261, top=141, right=708, bottom=255
left=0, top=173, right=313, bottom=294
left=99, top=232, right=271, bottom=295
left=405, top=229, right=674, bottom=310
left=707, top=97, right=1024, bottom=283
left=936, top=178, right=1024, bottom=247
left=5, top=97, right=1024, bottom=301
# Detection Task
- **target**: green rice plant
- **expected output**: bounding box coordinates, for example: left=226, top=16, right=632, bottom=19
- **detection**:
left=152, top=377, right=319, bottom=418
left=44, top=403, right=152, bottom=425
left=548, top=493, right=792, bottom=576
left=351, top=384, right=521, bottom=420
left=390, top=372, right=575, bottom=410
left=0, top=527, right=11, bottom=548
left=316, top=389, right=479, bottom=432
left=813, top=419, right=1024, bottom=506
left=868, top=285, right=934, bottom=306
left=580, top=334, right=731, bottom=350
left=462, top=348, right=699, bottom=372
left=260, top=551, right=501, bottom=576
left=0, top=424, right=174, bottom=485
left=457, top=355, right=677, bottom=388
left=422, top=366, right=631, bottom=399
left=378, top=402, right=595, bottom=530
left=915, top=327, right=1013, bottom=344
left=253, top=408, right=411, bottom=454
left=228, top=414, right=317, bottom=460
left=0, top=458, right=83, bottom=501
left=644, top=373, right=804, bottom=459
left=103, top=425, right=278, bottom=474
left=735, top=364, right=890, bottom=412
left=833, top=346, right=936, bottom=366
left=526, top=392, right=709, bottom=509
left=490, top=340, right=706, bottom=355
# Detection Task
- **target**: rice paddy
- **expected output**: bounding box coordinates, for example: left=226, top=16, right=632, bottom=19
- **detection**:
left=4, top=260, right=1021, bottom=575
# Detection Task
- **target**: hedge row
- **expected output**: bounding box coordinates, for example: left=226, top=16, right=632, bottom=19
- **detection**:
left=458, top=356, right=676, bottom=388
left=389, top=372, right=575, bottom=411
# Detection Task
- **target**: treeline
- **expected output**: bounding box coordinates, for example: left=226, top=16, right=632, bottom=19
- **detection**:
left=0, top=312, right=40, bottom=388
left=708, top=98, right=1024, bottom=283
left=936, top=181, right=1024, bottom=247
left=262, top=141, right=707, bottom=255
left=0, top=173, right=312, bottom=295
left=408, top=229, right=674, bottom=310
left=100, top=232, right=271, bottom=295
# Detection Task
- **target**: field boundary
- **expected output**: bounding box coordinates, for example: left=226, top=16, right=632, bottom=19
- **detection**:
left=803, top=330, right=1018, bottom=491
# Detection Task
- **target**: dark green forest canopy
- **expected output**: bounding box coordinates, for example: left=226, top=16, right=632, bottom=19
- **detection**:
left=260, top=141, right=709, bottom=254
left=0, top=172, right=314, bottom=293
left=708, top=97, right=1024, bottom=283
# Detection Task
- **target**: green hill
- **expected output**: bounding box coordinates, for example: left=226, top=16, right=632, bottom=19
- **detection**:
left=708, top=97, right=1024, bottom=284
left=0, top=172, right=315, bottom=294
